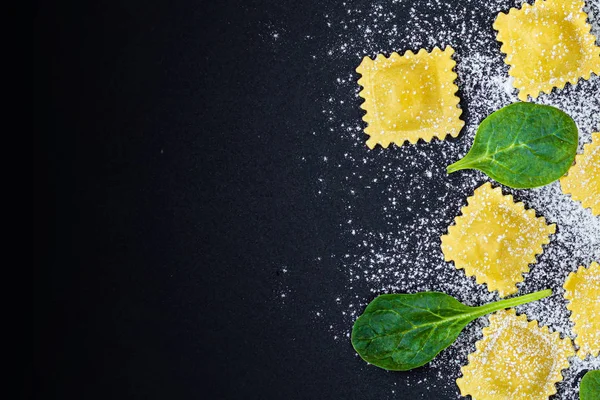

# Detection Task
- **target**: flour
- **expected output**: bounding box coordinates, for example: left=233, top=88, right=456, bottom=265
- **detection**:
left=310, top=0, right=600, bottom=398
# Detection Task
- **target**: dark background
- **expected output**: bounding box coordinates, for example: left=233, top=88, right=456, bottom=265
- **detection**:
left=34, top=1, right=494, bottom=399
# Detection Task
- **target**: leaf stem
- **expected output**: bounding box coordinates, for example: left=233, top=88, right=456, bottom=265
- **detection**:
left=447, top=157, right=476, bottom=174
left=474, top=289, right=552, bottom=316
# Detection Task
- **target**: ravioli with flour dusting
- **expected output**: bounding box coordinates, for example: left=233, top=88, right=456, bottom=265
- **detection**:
left=441, top=182, right=555, bottom=297
left=457, top=309, right=574, bottom=400
left=560, top=132, right=600, bottom=216
left=494, top=0, right=600, bottom=101
left=564, top=261, right=600, bottom=358
left=356, top=46, right=463, bottom=149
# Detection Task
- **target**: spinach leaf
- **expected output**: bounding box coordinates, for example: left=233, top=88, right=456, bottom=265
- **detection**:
left=447, top=103, right=578, bottom=189
left=580, top=370, right=600, bottom=400
left=351, top=289, right=551, bottom=371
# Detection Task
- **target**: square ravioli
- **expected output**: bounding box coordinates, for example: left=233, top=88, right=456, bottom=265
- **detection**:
left=564, top=261, right=600, bottom=358
left=560, top=132, right=600, bottom=216
left=457, top=309, right=574, bottom=400
left=356, top=46, right=463, bottom=149
left=441, top=183, right=555, bottom=297
left=494, top=0, right=600, bottom=100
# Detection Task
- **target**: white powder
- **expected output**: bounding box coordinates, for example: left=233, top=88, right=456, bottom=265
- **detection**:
left=310, top=0, right=600, bottom=398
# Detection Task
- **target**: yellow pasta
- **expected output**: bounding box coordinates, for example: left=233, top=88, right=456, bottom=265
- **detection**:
left=356, top=46, right=463, bottom=149
left=494, top=0, right=600, bottom=101
left=457, top=309, right=574, bottom=400
left=560, top=132, right=600, bottom=216
left=441, top=183, right=555, bottom=297
left=564, top=261, right=600, bottom=358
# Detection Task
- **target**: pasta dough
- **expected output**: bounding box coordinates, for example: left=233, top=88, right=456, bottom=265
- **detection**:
left=457, top=309, right=574, bottom=400
left=564, top=261, right=600, bottom=358
left=356, top=46, right=463, bottom=149
left=494, top=0, right=600, bottom=100
left=560, top=132, right=600, bottom=216
left=441, top=183, right=555, bottom=297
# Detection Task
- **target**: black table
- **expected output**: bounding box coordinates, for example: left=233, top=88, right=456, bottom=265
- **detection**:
left=34, top=1, right=595, bottom=398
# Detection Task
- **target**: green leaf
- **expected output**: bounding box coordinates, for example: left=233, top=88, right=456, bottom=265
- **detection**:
left=580, top=370, right=600, bottom=400
left=447, top=102, right=578, bottom=189
left=351, top=289, right=551, bottom=371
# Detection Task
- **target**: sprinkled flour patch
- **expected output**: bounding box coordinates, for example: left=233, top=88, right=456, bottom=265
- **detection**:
left=280, top=0, right=600, bottom=398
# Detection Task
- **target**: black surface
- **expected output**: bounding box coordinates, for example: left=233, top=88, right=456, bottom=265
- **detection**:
left=34, top=1, right=490, bottom=399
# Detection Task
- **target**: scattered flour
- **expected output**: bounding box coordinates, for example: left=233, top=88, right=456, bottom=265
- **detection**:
left=308, top=0, right=600, bottom=398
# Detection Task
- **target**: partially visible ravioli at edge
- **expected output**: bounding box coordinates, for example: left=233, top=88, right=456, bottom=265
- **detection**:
left=564, top=261, right=600, bottom=358
left=561, top=132, right=600, bottom=216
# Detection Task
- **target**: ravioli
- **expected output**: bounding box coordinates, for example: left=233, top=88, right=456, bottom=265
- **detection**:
left=457, top=309, right=574, bottom=400
left=564, top=261, right=600, bottom=358
left=441, top=182, right=555, bottom=297
left=356, top=46, right=464, bottom=149
left=494, top=0, right=600, bottom=100
left=560, top=132, right=600, bottom=216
